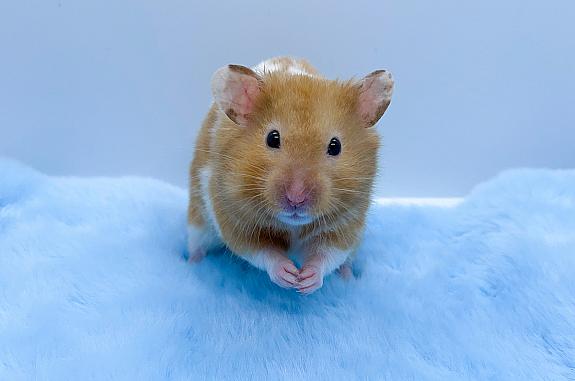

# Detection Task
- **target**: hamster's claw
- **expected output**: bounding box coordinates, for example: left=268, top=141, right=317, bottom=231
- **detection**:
left=296, top=265, right=323, bottom=294
left=269, top=260, right=299, bottom=289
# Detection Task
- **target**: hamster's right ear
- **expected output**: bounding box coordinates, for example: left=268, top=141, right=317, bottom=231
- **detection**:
left=211, top=64, right=263, bottom=125
left=356, top=70, right=394, bottom=128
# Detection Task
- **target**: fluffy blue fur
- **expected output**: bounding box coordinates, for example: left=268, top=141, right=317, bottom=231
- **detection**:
left=0, top=159, right=574, bottom=380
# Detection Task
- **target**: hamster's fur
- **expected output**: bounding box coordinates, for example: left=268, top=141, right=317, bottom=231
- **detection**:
left=188, top=57, right=393, bottom=294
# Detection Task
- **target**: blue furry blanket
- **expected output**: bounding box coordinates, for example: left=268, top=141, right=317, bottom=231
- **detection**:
left=1, top=159, right=574, bottom=380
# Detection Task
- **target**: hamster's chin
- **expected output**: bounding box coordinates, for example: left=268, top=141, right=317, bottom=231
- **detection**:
left=276, top=211, right=314, bottom=226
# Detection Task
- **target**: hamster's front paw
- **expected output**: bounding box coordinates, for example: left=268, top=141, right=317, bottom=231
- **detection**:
left=296, top=264, right=324, bottom=294
left=268, top=259, right=299, bottom=288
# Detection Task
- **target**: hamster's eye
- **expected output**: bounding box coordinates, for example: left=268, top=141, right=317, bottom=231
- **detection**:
left=327, top=137, right=341, bottom=156
left=266, top=130, right=281, bottom=149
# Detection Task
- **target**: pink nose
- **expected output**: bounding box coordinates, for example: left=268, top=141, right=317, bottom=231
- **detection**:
left=286, top=189, right=308, bottom=206
left=285, top=179, right=309, bottom=208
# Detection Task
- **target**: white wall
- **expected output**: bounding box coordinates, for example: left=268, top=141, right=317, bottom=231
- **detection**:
left=1, top=0, right=574, bottom=196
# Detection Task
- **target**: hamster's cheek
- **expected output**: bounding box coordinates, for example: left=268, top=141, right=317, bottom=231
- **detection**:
left=261, top=168, right=283, bottom=204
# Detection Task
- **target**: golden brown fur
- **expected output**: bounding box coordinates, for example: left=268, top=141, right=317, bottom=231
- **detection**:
left=188, top=57, right=393, bottom=292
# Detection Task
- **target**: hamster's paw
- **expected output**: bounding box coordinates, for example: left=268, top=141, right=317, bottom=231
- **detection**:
left=296, top=265, right=324, bottom=294
left=188, top=247, right=206, bottom=263
left=268, top=259, right=299, bottom=288
left=187, top=225, right=208, bottom=263
left=337, top=263, right=353, bottom=280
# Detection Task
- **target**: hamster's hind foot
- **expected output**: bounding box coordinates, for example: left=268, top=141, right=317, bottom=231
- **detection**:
left=188, top=247, right=206, bottom=263
left=337, top=263, right=353, bottom=280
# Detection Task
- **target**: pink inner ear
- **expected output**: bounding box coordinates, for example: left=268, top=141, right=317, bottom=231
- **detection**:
left=358, top=81, right=380, bottom=123
left=224, top=75, right=259, bottom=121
left=357, top=71, right=393, bottom=127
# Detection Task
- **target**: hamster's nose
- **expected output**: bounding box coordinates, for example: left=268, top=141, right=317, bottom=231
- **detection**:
left=284, top=179, right=310, bottom=209
left=286, top=190, right=308, bottom=207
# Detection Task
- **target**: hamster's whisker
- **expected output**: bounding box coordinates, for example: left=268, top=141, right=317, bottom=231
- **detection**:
left=238, top=187, right=267, bottom=192
left=194, top=148, right=266, bottom=172
left=320, top=199, right=361, bottom=231
left=237, top=173, right=268, bottom=182
left=247, top=200, right=273, bottom=243
left=218, top=195, right=266, bottom=223
left=335, top=177, right=375, bottom=181
left=231, top=212, right=256, bottom=243
left=332, top=187, right=372, bottom=195
left=208, top=198, right=259, bottom=235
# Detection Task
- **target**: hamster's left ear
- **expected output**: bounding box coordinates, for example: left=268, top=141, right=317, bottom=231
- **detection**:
left=211, top=64, right=263, bottom=125
left=357, top=70, right=394, bottom=127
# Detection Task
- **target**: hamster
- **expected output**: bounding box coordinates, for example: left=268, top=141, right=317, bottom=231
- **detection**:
left=188, top=57, right=393, bottom=294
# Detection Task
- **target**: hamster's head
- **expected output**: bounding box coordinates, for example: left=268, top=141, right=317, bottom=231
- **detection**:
left=211, top=64, right=393, bottom=228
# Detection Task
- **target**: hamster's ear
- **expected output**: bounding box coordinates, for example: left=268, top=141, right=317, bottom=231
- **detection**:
left=211, top=64, right=263, bottom=125
left=357, top=70, right=394, bottom=127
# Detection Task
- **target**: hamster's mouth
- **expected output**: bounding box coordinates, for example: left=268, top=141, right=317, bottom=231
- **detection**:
left=276, top=211, right=314, bottom=226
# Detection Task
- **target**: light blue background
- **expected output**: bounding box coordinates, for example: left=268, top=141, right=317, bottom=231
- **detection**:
left=1, top=0, right=574, bottom=196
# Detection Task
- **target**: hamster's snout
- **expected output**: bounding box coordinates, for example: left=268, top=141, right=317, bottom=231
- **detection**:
left=284, top=178, right=310, bottom=210
left=275, top=170, right=320, bottom=226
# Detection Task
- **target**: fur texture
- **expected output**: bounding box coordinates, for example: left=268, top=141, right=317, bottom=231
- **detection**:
left=1, top=159, right=574, bottom=380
